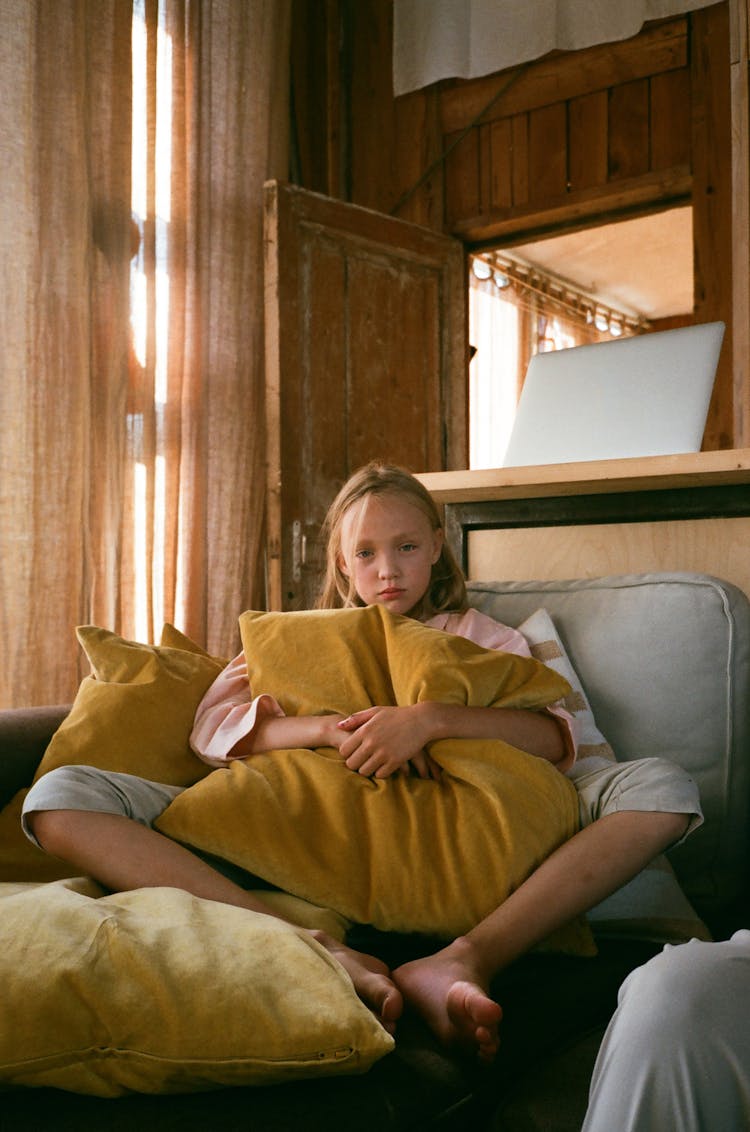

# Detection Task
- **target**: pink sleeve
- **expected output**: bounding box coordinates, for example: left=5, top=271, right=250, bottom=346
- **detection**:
left=189, top=653, right=285, bottom=768
left=426, top=608, right=580, bottom=766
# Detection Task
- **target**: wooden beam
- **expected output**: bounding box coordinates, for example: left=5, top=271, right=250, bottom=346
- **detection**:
left=439, top=19, right=688, bottom=134
left=450, top=167, right=692, bottom=247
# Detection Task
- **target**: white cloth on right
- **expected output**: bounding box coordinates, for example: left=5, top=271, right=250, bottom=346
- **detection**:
left=583, top=929, right=750, bottom=1132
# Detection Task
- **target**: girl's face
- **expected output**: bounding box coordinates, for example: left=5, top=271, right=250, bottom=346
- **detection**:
left=338, top=492, right=443, bottom=617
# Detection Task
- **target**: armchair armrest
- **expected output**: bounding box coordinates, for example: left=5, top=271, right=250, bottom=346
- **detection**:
left=0, top=706, right=70, bottom=808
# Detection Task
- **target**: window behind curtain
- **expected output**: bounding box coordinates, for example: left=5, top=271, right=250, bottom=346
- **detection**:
left=469, top=253, right=642, bottom=469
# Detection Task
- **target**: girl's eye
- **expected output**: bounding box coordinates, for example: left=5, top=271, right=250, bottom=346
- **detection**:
left=355, top=549, right=373, bottom=560
left=400, top=543, right=417, bottom=552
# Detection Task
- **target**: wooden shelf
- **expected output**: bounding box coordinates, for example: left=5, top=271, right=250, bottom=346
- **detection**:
left=417, top=449, right=750, bottom=505
left=418, top=451, right=750, bottom=596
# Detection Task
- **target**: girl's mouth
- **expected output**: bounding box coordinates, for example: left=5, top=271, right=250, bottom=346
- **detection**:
left=380, top=587, right=405, bottom=598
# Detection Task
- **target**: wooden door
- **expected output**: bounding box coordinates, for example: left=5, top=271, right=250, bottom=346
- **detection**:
left=264, top=181, right=467, bottom=609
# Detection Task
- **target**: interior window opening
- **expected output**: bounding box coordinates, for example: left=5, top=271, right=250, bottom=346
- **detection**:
left=469, top=205, right=694, bottom=469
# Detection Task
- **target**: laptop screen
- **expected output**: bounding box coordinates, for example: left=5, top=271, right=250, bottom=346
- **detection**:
left=502, top=321, right=724, bottom=468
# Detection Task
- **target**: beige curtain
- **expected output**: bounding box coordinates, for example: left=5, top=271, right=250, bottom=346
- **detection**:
left=0, top=0, right=291, bottom=707
left=1, top=0, right=133, bottom=708
left=129, top=0, right=290, bottom=658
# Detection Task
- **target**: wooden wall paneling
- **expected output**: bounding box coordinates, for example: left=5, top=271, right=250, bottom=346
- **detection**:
left=511, top=113, right=530, bottom=206
left=527, top=103, right=567, bottom=201
left=488, top=117, right=513, bottom=209
left=290, top=0, right=330, bottom=193
left=389, top=88, right=446, bottom=228
left=691, top=2, right=734, bottom=448
left=607, top=78, right=651, bottom=181
left=478, top=122, right=494, bottom=214
left=729, top=0, right=750, bottom=447
left=326, top=0, right=344, bottom=198
left=438, top=19, right=689, bottom=135
left=444, top=128, right=481, bottom=227
left=568, top=91, right=608, bottom=191
left=650, top=67, right=691, bottom=170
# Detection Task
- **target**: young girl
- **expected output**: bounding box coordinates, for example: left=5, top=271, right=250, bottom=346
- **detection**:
left=22, top=463, right=701, bottom=1062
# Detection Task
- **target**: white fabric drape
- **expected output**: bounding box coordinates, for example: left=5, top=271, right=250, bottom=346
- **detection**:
left=393, top=0, right=721, bottom=95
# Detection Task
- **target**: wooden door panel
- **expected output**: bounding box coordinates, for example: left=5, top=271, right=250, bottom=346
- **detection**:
left=264, top=181, right=467, bottom=609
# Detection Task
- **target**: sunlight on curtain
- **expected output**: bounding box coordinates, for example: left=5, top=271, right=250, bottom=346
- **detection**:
left=0, top=0, right=291, bottom=706
left=126, top=0, right=291, bottom=657
left=130, top=0, right=173, bottom=643
left=469, top=279, right=519, bottom=468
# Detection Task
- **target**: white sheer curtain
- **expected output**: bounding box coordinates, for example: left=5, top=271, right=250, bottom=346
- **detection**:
left=393, top=0, right=721, bottom=95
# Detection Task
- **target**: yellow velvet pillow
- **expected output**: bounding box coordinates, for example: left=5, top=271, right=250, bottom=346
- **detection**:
left=33, top=624, right=225, bottom=787
left=0, top=878, right=392, bottom=1095
left=157, top=606, right=592, bottom=950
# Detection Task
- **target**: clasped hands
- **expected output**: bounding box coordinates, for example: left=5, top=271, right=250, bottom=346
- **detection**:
left=333, top=703, right=442, bottom=781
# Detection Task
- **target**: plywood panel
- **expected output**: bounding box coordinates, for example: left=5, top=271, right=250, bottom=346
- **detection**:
left=467, top=516, right=750, bottom=600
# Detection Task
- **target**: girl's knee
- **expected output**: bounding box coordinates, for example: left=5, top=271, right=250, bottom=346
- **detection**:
left=25, top=806, right=72, bottom=854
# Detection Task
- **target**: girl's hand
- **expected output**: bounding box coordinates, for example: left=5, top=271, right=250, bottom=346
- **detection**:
left=336, top=705, right=442, bottom=780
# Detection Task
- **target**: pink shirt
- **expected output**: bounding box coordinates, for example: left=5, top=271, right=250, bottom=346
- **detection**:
left=189, top=606, right=578, bottom=768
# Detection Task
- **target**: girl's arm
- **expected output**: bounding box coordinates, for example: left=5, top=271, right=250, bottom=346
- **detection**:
left=337, top=700, right=567, bottom=780
left=190, top=653, right=345, bottom=765
left=228, top=711, right=346, bottom=758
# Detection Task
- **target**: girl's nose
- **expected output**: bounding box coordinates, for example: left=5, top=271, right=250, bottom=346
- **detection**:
left=378, top=554, right=399, bottom=579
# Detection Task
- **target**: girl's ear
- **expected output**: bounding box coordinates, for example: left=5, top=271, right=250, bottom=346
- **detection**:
left=431, top=527, right=444, bottom=564
left=337, top=552, right=351, bottom=578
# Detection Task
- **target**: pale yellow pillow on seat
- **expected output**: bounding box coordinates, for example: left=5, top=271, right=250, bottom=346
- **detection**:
left=0, top=878, right=392, bottom=1095
left=157, top=606, right=593, bottom=952
left=33, top=624, right=225, bottom=787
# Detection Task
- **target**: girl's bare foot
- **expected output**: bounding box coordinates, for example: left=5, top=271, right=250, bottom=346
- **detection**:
left=393, top=938, right=502, bottom=1063
left=312, top=931, right=404, bottom=1034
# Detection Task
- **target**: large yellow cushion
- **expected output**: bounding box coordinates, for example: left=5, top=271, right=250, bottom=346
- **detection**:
left=157, top=606, right=591, bottom=947
left=0, top=625, right=223, bottom=884
left=33, top=624, right=224, bottom=787
left=0, top=878, right=392, bottom=1096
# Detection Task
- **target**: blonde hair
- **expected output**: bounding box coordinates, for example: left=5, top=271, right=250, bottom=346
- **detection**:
left=316, top=461, right=468, bottom=616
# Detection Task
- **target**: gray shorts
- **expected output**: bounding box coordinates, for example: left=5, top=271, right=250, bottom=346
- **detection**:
left=22, top=755, right=703, bottom=852
left=568, top=755, right=703, bottom=844
left=21, top=765, right=184, bottom=848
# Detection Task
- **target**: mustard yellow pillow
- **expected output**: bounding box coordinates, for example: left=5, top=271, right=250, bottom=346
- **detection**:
left=237, top=603, right=567, bottom=716
left=157, top=606, right=592, bottom=951
left=34, top=624, right=225, bottom=787
left=0, top=789, right=77, bottom=883
left=0, top=878, right=392, bottom=1095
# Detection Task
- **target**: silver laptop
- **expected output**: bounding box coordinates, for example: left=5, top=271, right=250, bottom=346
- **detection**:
left=502, top=321, right=725, bottom=467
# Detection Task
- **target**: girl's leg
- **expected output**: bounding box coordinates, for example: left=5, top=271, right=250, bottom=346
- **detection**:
left=394, top=755, right=701, bottom=1060
left=582, top=931, right=750, bottom=1132
left=24, top=769, right=403, bottom=1031
left=393, top=808, right=687, bottom=1062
